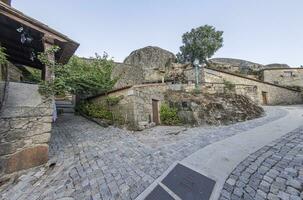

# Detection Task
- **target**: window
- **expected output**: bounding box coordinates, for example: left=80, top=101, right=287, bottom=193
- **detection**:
left=283, top=71, right=294, bottom=77
left=182, top=101, right=188, bottom=108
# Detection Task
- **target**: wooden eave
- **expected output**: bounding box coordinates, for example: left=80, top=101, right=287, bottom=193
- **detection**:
left=0, top=1, right=79, bottom=65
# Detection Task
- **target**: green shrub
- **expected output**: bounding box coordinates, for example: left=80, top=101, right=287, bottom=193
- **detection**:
left=76, top=101, right=113, bottom=120
left=160, top=103, right=181, bottom=125
left=223, top=80, right=235, bottom=91
left=106, top=96, right=122, bottom=106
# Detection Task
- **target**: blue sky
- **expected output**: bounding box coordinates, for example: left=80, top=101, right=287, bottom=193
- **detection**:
left=13, top=0, right=303, bottom=66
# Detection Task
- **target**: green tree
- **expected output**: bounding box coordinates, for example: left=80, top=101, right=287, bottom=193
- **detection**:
left=38, top=46, right=117, bottom=97
left=0, top=47, right=8, bottom=65
left=177, top=25, right=223, bottom=64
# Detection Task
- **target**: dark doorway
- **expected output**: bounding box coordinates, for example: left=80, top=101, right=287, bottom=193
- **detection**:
left=152, top=99, right=160, bottom=125
left=262, top=91, right=268, bottom=105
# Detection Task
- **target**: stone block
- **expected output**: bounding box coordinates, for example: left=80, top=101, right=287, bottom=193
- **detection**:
left=25, top=122, right=52, bottom=137
left=0, top=140, right=26, bottom=156
left=38, top=116, right=53, bottom=123
left=4, top=145, right=49, bottom=174
left=0, top=119, right=10, bottom=134
left=32, top=133, right=51, bottom=144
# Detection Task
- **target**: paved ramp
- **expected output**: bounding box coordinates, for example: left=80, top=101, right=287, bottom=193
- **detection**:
left=137, top=106, right=303, bottom=200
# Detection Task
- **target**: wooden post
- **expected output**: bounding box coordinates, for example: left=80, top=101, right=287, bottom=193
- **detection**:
left=42, top=37, right=55, bottom=81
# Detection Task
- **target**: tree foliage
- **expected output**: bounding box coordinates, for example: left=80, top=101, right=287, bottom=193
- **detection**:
left=0, top=47, right=8, bottom=65
left=38, top=46, right=117, bottom=97
left=177, top=25, right=223, bottom=63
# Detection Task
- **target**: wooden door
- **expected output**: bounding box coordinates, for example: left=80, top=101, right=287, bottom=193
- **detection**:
left=152, top=99, right=160, bottom=125
left=262, top=91, right=268, bottom=105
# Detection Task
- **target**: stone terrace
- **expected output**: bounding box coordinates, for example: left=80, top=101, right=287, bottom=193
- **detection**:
left=0, top=107, right=287, bottom=200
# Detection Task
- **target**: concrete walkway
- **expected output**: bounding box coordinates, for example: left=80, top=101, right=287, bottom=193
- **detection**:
left=137, top=106, right=303, bottom=200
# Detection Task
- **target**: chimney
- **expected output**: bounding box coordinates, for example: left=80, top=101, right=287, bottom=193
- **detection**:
left=1, top=0, right=11, bottom=6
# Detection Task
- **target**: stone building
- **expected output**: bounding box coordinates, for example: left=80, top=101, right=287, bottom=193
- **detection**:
left=0, top=1, right=78, bottom=176
left=205, top=68, right=302, bottom=105
left=88, top=47, right=302, bottom=130
left=261, top=68, right=303, bottom=88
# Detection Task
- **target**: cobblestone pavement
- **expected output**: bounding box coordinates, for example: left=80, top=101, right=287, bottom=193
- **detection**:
left=0, top=107, right=287, bottom=200
left=220, top=126, right=303, bottom=200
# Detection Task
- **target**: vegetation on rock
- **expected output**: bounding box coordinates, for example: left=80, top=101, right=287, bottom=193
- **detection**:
left=164, top=90, right=264, bottom=126
left=160, top=103, right=181, bottom=125
left=223, top=80, right=236, bottom=92
left=177, top=25, right=223, bottom=64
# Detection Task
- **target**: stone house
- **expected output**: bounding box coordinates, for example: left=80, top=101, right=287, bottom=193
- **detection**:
left=261, top=68, right=303, bottom=88
left=89, top=67, right=302, bottom=130
left=88, top=47, right=302, bottom=130
left=88, top=82, right=261, bottom=130
left=0, top=1, right=78, bottom=176
left=206, top=68, right=302, bottom=105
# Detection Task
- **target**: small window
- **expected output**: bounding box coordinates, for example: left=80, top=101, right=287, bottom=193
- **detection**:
left=283, top=71, right=293, bottom=77
left=182, top=102, right=188, bottom=108
left=169, top=101, right=174, bottom=108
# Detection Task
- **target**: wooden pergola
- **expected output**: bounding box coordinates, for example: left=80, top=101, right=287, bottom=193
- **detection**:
left=0, top=1, right=79, bottom=80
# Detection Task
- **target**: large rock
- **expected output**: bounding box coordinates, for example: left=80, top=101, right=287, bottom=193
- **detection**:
left=209, top=58, right=264, bottom=74
left=124, top=46, right=176, bottom=70
left=209, top=58, right=291, bottom=74
left=123, top=46, right=176, bottom=82
left=111, top=62, right=145, bottom=89
left=265, top=63, right=290, bottom=69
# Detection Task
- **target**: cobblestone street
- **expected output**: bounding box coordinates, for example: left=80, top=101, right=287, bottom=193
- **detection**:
left=220, top=127, right=303, bottom=200
left=0, top=107, right=294, bottom=200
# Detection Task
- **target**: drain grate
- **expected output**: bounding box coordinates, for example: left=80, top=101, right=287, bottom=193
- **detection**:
left=145, top=185, right=174, bottom=200
left=161, top=164, right=215, bottom=200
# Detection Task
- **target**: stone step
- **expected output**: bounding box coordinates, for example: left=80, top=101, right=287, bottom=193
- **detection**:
left=55, top=100, right=75, bottom=114
left=55, top=101, right=73, bottom=105
left=56, top=104, right=74, bottom=108
left=57, top=107, right=75, bottom=114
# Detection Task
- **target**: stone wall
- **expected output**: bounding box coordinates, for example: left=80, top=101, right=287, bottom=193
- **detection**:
left=89, top=82, right=260, bottom=130
left=0, top=82, right=52, bottom=176
left=0, top=62, right=24, bottom=82
left=201, top=83, right=259, bottom=103
left=203, top=68, right=302, bottom=105
left=90, top=84, right=169, bottom=130
left=90, top=88, right=137, bottom=128
left=262, top=68, right=303, bottom=88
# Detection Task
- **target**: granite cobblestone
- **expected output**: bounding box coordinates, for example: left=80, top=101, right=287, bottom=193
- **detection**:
left=220, top=126, right=303, bottom=200
left=0, top=107, right=287, bottom=200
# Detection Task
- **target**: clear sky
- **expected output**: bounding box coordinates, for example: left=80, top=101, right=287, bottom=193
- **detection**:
left=13, top=0, right=303, bottom=66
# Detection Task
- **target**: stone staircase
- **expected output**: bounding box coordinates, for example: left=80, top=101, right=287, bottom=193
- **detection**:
left=55, top=100, right=75, bottom=115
